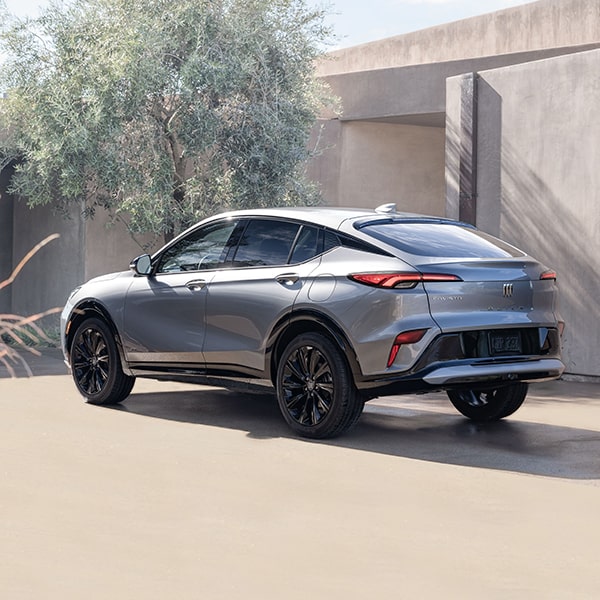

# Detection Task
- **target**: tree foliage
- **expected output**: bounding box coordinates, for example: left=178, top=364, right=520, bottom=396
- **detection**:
left=0, top=0, right=333, bottom=238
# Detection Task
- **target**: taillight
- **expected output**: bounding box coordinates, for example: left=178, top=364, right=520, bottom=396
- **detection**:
left=349, top=273, right=462, bottom=289
left=540, top=270, right=557, bottom=281
left=387, top=329, right=428, bottom=368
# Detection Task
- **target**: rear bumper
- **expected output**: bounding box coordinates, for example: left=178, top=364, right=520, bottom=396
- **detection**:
left=422, top=358, right=564, bottom=386
left=356, top=357, right=565, bottom=396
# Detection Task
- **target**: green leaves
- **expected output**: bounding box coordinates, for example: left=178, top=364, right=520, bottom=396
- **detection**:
left=0, top=0, right=332, bottom=238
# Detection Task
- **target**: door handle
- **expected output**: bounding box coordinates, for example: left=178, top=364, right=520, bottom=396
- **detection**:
left=276, top=273, right=300, bottom=286
left=186, top=279, right=207, bottom=291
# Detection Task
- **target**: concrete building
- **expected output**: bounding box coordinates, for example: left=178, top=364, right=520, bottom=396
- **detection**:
left=1, top=0, right=599, bottom=378
left=307, top=0, right=600, bottom=378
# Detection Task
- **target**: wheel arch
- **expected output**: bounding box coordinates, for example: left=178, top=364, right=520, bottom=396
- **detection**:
left=65, top=301, right=131, bottom=375
left=266, top=309, right=363, bottom=386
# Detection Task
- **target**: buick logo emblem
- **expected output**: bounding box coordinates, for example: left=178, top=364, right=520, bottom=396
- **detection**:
left=503, top=283, right=514, bottom=298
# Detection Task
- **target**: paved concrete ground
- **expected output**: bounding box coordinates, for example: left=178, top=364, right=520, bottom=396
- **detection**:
left=1, top=354, right=599, bottom=599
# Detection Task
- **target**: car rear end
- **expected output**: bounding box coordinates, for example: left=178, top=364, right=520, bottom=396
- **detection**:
left=337, top=216, right=564, bottom=393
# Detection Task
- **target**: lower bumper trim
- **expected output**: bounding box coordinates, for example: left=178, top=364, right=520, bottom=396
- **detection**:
left=422, top=358, right=565, bottom=386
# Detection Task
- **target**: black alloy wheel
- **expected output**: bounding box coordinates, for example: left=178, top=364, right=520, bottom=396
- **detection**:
left=71, top=317, right=135, bottom=405
left=276, top=332, right=363, bottom=439
left=447, top=382, right=528, bottom=422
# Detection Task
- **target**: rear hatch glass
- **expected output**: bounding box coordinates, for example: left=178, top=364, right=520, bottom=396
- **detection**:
left=357, top=221, right=525, bottom=259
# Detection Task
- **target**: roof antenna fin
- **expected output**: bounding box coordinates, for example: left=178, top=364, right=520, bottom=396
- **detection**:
left=375, top=203, right=396, bottom=214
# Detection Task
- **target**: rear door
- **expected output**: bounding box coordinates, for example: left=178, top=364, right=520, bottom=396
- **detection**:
left=202, top=219, right=323, bottom=373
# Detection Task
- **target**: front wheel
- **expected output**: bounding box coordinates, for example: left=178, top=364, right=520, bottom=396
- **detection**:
left=276, top=332, right=363, bottom=439
left=70, top=317, right=135, bottom=405
left=447, top=383, right=528, bottom=422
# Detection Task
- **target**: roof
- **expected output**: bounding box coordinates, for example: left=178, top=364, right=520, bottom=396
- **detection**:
left=200, top=205, right=456, bottom=232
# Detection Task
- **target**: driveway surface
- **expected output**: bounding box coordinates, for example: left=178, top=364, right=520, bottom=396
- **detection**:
left=1, top=355, right=599, bottom=598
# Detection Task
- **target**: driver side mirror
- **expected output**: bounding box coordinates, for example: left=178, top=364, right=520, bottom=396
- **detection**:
left=130, top=254, right=152, bottom=276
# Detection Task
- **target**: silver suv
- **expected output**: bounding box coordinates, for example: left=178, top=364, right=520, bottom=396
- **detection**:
left=61, top=206, right=564, bottom=438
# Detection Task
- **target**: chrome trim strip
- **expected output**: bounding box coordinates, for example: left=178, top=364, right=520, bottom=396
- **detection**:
left=423, top=358, right=564, bottom=385
left=127, top=352, right=204, bottom=363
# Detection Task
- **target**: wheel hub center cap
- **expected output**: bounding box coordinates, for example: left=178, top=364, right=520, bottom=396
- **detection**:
left=306, top=378, right=316, bottom=392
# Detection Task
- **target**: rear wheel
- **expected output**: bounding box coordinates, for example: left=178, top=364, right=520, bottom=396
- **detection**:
left=447, top=383, right=528, bottom=422
left=70, top=317, right=135, bottom=405
left=276, top=332, right=363, bottom=439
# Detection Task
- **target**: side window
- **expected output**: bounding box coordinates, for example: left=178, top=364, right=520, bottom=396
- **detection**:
left=323, top=230, right=341, bottom=252
left=156, top=221, right=237, bottom=273
left=232, top=219, right=300, bottom=267
left=290, top=225, right=320, bottom=263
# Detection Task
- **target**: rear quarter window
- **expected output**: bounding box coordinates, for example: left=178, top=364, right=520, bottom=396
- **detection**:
left=359, top=222, right=525, bottom=258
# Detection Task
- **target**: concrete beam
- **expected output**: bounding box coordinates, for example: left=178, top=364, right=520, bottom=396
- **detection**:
left=317, top=0, right=600, bottom=76
left=322, top=45, right=600, bottom=124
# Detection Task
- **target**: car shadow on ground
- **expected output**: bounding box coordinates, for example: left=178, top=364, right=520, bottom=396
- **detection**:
left=111, top=386, right=600, bottom=481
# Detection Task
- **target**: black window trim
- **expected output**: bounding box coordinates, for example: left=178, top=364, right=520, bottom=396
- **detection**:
left=152, top=217, right=241, bottom=275
left=151, top=215, right=395, bottom=275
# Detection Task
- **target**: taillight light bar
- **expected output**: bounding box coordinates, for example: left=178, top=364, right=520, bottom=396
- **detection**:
left=349, top=272, right=462, bottom=289
left=387, top=329, right=428, bottom=368
left=540, top=270, right=557, bottom=281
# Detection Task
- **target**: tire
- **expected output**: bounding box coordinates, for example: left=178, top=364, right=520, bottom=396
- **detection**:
left=70, top=317, right=135, bottom=405
left=447, top=382, right=528, bottom=422
left=276, top=332, right=364, bottom=439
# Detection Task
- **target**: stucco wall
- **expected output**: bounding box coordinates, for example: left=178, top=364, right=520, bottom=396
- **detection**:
left=4, top=200, right=160, bottom=325
left=447, top=49, right=600, bottom=377
left=318, top=0, right=600, bottom=75
left=84, top=211, right=160, bottom=282
left=308, top=120, right=446, bottom=214
left=0, top=168, right=15, bottom=314
left=9, top=199, right=84, bottom=328
left=321, top=45, right=599, bottom=128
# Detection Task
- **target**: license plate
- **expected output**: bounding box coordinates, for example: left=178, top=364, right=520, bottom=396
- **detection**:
left=489, top=331, right=522, bottom=355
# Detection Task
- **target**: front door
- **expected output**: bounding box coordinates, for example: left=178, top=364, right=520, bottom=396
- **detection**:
left=121, top=219, right=237, bottom=365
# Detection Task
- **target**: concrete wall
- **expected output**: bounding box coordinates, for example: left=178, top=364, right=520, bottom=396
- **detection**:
left=9, top=199, right=84, bottom=328
left=322, top=46, right=597, bottom=126
left=2, top=195, right=158, bottom=328
left=341, top=122, right=445, bottom=213
left=446, top=49, right=600, bottom=377
left=0, top=166, right=15, bottom=314
left=84, top=211, right=160, bottom=282
left=308, top=120, right=445, bottom=213
left=307, top=119, right=343, bottom=206
left=318, top=0, right=600, bottom=75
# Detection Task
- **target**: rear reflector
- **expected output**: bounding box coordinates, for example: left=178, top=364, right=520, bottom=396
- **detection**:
left=387, top=329, right=428, bottom=368
left=540, top=270, right=557, bottom=281
left=349, top=273, right=462, bottom=289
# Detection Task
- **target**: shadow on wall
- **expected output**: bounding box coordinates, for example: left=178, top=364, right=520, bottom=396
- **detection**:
left=448, top=74, right=599, bottom=377
left=501, top=139, right=600, bottom=377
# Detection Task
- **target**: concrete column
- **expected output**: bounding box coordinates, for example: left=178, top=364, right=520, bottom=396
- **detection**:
left=458, top=73, right=478, bottom=225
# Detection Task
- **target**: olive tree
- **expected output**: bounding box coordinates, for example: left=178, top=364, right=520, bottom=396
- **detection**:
left=0, top=0, right=333, bottom=240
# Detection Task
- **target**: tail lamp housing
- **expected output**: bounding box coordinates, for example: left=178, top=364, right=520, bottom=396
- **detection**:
left=349, top=272, right=462, bottom=289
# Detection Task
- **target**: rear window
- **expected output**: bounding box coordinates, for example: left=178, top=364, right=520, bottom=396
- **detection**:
left=359, top=222, right=525, bottom=258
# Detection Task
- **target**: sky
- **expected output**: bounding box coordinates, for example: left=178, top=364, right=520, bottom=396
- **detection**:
left=3, top=0, right=537, bottom=48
